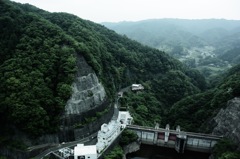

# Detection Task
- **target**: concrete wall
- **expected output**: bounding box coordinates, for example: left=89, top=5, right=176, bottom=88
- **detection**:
left=73, top=104, right=115, bottom=140
left=97, top=132, right=122, bottom=159
left=129, top=128, right=218, bottom=153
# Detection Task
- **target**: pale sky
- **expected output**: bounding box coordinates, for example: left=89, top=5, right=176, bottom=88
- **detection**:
left=11, top=0, right=240, bottom=23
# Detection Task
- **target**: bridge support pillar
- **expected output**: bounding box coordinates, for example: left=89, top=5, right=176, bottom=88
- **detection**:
left=164, top=124, right=170, bottom=143
left=176, top=125, right=180, bottom=133
left=175, top=132, right=187, bottom=153
left=153, top=132, right=158, bottom=144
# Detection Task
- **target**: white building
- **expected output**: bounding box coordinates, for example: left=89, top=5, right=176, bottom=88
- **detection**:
left=131, top=84, right=144, bottom=91
left=73, top=111, right=133, bottom=157
left=118, top=92, right=123, bottom=98
left=96, top=120, right=121, bottom=153
left=74, top=144, right=97, bottom=159
left=117, top=111, right=133, bottom=128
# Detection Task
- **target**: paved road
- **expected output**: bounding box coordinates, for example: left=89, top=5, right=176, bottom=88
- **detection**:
left=33, top=132, right=98, bottom=159
left=34, top=86, right=129, bottom=158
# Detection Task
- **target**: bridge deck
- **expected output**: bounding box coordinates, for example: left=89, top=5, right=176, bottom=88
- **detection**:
left=126, top=125, right=222, bottom=153
left=127, top=125, right=222, bottom=140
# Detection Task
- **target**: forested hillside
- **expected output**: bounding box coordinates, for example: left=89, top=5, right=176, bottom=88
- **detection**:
left=119, top=63, right=240, bottom=135
left=104, top=19, right=240, bottom=157
left=103, top=19, right=240, bottom=50
left=103, top=19, right=240, bottom=80
left=1, top=1, right=240, bottom=158
left=0, top=0, right=205, bottom=146
left=0, top=0, right=78, bottom=136
left=167, top=63, right=240, bottom=132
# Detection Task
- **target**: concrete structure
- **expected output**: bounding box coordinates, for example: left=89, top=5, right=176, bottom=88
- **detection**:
left=96, top=111, right=133, bottom=153
left=58, top=147, right=74, bottom=158
left=118, top=92, right=123, bottom=98
left=175, top=132, right=187, bottom=153
left=131, top=84, right=144, bottom=91
left=117, top=111, right=133, bottom=128
left=74, top=144, right=97, bottom=159
left=96, top=120, right=121, bottom=153
left=127, top=125, right=222, bottom=153
left=164, top=124, right=170, bottom=143
left=36, top=107, right=223, bottom=158
left=72, top=111, right=133, bottom=158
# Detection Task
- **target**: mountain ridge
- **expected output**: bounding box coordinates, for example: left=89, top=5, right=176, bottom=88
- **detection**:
left=0, top=0, right=204, bottom=147
left=103, top=19, right=240, bottom=79
left=1, top=1, right=240, bottom=158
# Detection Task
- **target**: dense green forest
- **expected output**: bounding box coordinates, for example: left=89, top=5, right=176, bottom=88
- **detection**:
left=1, top=1, right=240, bottom=158
left=167, top=63, right=240, bottom=132
left=213, top=138, right=240, bottom=159
left=0, top=0, right=204, bottom=140
left=0, top=0, right=78, bottom=137
left=120, top=63, right=240, bottom=132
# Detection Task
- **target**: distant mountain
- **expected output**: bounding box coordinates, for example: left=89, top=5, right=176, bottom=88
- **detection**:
left=103, top=19, right=240, bottom=48
left=214, top=32, right=240, bottom=55
left=219, top=47, right=240, bottom=64
left=199, top=27, right=230, bottom=44
left=103, top=19, right=240, bottom=78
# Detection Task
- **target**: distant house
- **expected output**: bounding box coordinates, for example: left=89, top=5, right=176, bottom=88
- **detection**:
left=74, top=144, right=97, bottom=159
left=131, top=84, right=144, bottom=91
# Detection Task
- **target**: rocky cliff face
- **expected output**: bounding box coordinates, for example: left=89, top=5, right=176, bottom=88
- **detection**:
left=65, top=54, right=106, bottom=115
left=122, top=141, right=141, bottom=159
left=212, top=97, right=240, bottom=149
left=58, top=54, right=111, bottom=141
left=65, top=73, right=106, bottom=114
left=15, top=54, right=110, bottom=147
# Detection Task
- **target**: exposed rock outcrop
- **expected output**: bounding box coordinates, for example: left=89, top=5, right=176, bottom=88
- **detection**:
left=59, top=54, right=111, bottom=141
left=65, top=54, right=106, bottom=115
left=65, top=73, right=106, bottom=114
left=212, top=97, right=240, bottom=149
left=122, top=141, right=141, bottom=159
left=22, top=54, right=111, bottom=145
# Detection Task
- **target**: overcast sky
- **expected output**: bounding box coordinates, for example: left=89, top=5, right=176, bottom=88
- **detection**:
left=11, top=0, right=240, bottom=23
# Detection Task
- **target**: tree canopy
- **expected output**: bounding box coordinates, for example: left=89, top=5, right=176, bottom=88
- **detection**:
left=0, top=0, right=213, bottom=141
